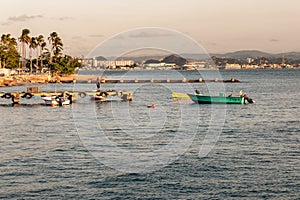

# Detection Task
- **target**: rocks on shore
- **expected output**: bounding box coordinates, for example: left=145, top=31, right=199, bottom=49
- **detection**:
left=0, top=75, right=76, bottom=87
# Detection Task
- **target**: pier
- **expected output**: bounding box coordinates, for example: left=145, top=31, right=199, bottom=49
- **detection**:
left=0, top=75, right=240, bottom=87
left=75, top=77, right=240, bottom=84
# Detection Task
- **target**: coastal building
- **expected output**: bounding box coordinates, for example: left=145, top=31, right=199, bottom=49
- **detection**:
left=0, top=68, right=11, bottom=76
left=79, top=59, right=135, bottom=69
left=183, top=61, right=207, bottom=70
left=225, top=63, right=241, bottom=70
left=247, top=57, right=254, bottom=64
left=97, top=60, right=134, bottom=68
left=144, top=62, right=165, bottom=68
left=93, top=57, right=98, bottom=67
left=143, top=62, right=166, bottom=68
left=115, top=60, right=134, bottom=66
left=242, top=64, right=261, bottom=69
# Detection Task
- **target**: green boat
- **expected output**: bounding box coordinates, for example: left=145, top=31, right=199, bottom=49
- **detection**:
left=187, top=93, right=254, bottom=104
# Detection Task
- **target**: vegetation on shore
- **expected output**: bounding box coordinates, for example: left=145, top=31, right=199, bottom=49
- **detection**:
left=0, top=29, right=81, bottom=75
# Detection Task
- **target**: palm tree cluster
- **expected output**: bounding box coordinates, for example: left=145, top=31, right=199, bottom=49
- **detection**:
left=0, top=28, right=79, bottom=75
left=0, top=34, right=20, bottom=69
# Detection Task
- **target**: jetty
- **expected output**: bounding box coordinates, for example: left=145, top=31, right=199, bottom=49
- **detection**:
left=0, top=87, right=133, bottom=104
left=75, top=77, right=240, bottom=84
left=0, top=75, right=240, bottom=87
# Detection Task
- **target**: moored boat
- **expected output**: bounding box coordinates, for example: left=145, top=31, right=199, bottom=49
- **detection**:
left=187, top=92, right=254, bottom=104
left=42, top=96, right=70, bottom=106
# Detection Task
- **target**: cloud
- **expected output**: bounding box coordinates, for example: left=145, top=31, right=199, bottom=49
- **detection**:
left=7, top=14, right=44, bottom=22
left=1, top=14, right=43, bottom=26
left=1, top=14, right=75, bottom=26
left=129, top=31, right=173, bottom=38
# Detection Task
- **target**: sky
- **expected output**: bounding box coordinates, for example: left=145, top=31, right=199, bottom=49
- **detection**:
left=1, top=0, right=300, bottom=57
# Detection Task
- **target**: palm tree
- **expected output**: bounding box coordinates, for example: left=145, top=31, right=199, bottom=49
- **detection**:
left=48, top=32, right=63, bottom=63
left=1, top=34, right=16, bottom=47
left=29, top=37, right=37, bottom=74
left=19, top=29, right=31, bottom=69
left=0, top=34, right=10, bottom=68
left=0, top=34, right=18, bottom=68
left=40, top=41, right=47, bottom=72
left=49, top=32, right=63, bottom=62
left=36, top=35, right=45, bottom=73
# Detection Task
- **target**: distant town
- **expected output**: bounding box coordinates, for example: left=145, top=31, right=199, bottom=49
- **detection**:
left=79, top=51, right=300, bottom=71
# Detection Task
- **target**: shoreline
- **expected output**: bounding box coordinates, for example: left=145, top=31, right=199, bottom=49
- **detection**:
left=0, top=68, right=298, bottom=87
left=0, top=74, right=110, bottom=87
left=0, top=73, right=239, bottom=87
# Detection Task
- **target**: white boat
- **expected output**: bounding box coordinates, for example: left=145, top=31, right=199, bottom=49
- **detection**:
left=42, top=96, right=70, bottom=106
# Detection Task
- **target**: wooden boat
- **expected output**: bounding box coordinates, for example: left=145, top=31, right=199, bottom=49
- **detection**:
left=187, top=93, right=254, bottom=104
left=42, top=96, right=70, bottom=106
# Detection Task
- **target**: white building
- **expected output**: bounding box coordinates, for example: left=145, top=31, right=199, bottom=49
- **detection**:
left=225, top=64, right=241, bottom=70
left=93, top=57, right=98, bottom=67
left=0, top=68, right=11, bottom=76
left=98, top=60, right=134, bottom=68
left=143, top=62, right=166, bottom=68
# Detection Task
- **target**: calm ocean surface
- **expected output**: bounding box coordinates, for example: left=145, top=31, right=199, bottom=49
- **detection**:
left=0, top=69, right=299, bottom=199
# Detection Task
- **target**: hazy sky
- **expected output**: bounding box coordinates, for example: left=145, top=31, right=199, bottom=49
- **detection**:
left=1, top=0, right=300, bottom=56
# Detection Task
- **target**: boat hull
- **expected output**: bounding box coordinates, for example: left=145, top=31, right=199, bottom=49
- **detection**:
left=187, top=94, right=245, bottom=104
left=172, top=93, right=190, bottom=99
left=42, top=96, right=70, bottom=106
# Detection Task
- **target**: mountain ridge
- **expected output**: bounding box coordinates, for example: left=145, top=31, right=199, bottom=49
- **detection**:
left=183, top=50, right=300, bottom=61
left=92, top=50, right=300, bottom=62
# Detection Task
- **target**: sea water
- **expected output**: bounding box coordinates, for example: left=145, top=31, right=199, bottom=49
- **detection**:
left=0, top=69, right=299, bottom=199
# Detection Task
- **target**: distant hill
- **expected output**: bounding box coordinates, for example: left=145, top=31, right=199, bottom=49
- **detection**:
left=182, top=50, right=273, bottom=60
left=161, top=55, right=187, bottom=66
left=92, top=50, right=300, bottom=63
left=144, top=59, right=160, bottom=64
left=95, top=56, right=107, bottom=61
left=197, top=50, right=300, bottom=60
left=275, top=52, right=300, bottom=60
left=216, top=50, right=273, bottom=59
left=180, top=53, right=212, bottom=61
left=117, top=55, right=164, bottom=63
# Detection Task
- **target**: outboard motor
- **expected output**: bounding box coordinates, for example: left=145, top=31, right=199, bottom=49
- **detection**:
left=241, top=91, right=254, bottom=104
left=247, top=98, right=254, bottom=104
left=244, top=96, right=254, bottom=104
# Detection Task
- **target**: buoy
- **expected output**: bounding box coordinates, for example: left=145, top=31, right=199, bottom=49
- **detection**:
left=147, top=103, right=155, bottom=108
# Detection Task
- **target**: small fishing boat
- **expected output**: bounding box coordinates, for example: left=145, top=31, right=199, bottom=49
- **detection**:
left=187, top=91, right=254, bottom=104
left=42, top=96, right=70, bottom=106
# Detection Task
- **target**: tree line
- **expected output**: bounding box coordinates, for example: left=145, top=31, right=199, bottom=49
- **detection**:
left=0, top=29, right=80, bottom=74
